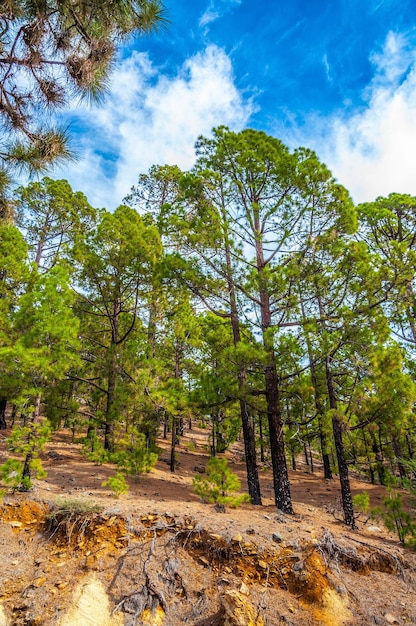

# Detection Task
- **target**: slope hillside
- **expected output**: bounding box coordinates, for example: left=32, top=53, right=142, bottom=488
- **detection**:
left=0, top=426, right=415, bottom=625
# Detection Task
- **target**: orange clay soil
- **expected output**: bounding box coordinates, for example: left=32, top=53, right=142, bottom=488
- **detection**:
left=0, top=425, right=415, bottom=625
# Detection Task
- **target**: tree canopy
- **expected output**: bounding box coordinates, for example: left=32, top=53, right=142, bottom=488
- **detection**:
left=0, top=0, right=165, bottom=205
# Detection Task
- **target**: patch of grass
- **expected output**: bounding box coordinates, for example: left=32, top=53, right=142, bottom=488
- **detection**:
left=49, top=497, right=103, bottom=517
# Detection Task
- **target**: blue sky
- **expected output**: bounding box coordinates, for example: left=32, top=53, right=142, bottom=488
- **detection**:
left=58, top=0, right=416, bottom=209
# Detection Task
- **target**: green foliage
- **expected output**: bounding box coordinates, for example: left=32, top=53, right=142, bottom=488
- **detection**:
left=193, top=457, right=249, bottom=508
left=372, top=492, right=416, bottom=545
left=83, top=434, right=109, bottom=465
left=0, top=456, right=46, bottom=492
left=14, top=177, right=96, bottom=271
left=0, top=1, right=165, bottom=177
left=0, top=420, right=51, bottom=490
left=102, top=472, right=129, bottom=498
left=113, top=430, right=158, bottom=481
left=352, top=491, right=370, bottom=515
left=7, top=420, right=51, bottom=455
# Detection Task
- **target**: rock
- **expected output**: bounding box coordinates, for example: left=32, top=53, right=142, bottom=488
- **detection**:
left=239, top=582, right=250, bottom=596
left=291, top=560, right=304, bottom=572
left=209, top=533, right=223, bottom=541
left=222, top=590, right=264, bottom=626
left=367, top=525, right=382, bottom=534
left=194, top=464, right=205, bottom=473
left=246, top=528, right=255, bottom=535
left=232, top=533, right=243, bottom=543
left=384, top=614, right=398, bottom=624
left=258, top=560, right=268, bottom=570
left=271, top=533, right=282, bottom=543
left=214, top=503, right=226, bottom=513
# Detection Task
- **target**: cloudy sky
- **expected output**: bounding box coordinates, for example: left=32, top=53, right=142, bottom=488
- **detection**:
left=57, top=0, right=416, bottom=210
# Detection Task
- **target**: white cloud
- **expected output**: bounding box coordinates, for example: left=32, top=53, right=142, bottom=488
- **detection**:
left=199, top=0, right=241, bottom=28
left=57, top=45, right=254, bottom=209
left=313, top=32, right=416, bottom=203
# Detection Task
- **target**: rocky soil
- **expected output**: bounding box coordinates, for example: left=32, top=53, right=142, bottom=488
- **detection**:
left=0, top=426, right=415, bottom=625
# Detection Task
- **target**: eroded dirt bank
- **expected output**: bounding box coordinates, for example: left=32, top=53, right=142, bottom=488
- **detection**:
left=0, top=497, right=415, bottom=626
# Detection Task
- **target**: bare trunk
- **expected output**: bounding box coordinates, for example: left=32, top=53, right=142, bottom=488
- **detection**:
left=392, top=437, right=406, bottom=480
left=255, top=233, right=292, bottom=513
left=104, top=347, right=116, bottom=452
left=0, top=397, right=7, bottom=430
left=170, top=416, right=176, bottom=472
left=325, top=356, right=356, bottom=528
left=226, top=242, right=262, bottom=505
left=300, top=295, right=332, bottom=480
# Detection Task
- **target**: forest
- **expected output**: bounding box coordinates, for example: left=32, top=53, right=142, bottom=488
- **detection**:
left=1, top=1, right=416, bottom=535
left=1, top=126, right=416, bottom=532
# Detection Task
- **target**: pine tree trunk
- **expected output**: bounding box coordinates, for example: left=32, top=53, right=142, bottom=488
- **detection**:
left=325, top=356, right=356, bottom=528
left=308, top=442, right=314, bottom=473
left=300, top=297, right=333, bottom=480
left=170, top=415, right=176, bottom=473
left=259, top=414, right=265, bottom=463
left=0, top=397, right=7, bottom=430
left=227, top=262, right=262, bottom=505
left=104, top=354, right=116, bottom=453
left=393, top=437, right=406, bottom=480
left=104, top=299, right=119, bottom=453
left=264, top=363, right=293, bottom=513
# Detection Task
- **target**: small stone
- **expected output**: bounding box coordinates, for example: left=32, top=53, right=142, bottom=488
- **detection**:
left=10, top=521, right=22, bottom=528
left=246, top=528, right=255, bottom=535
left=56, top=582, right=68, bottom=590
left=291, top=560, right=304, bottom=572
left=210, top=534, right=223, bottom=541
left=271, top=533, right=282, bottom=543
left=239, top=582, right=250, bottom=596
left=214, top=503, right=226, bottom=513
left=232, top=533, right=243, bottom=543
left=258, top=560, right=268, bottom=569
left=367, top=525, right=382, bottom=534
left=33, top=577, right=46, bottom=588
left=384, top=614, right=398, bottom=624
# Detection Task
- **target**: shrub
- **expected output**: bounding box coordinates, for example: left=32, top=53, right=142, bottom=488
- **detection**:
left=353, top=491, right=370, bottom=515
left=0, top=420, right=50, bottom=491
left=113, top=429, right=158, bottom=481
left=372, top=492, right=416, bottom=545
left=192, top=457, right=249, bottom=508
left=82, top=433, right=109, bottom=465
left=102, top=472, right=129, bottom=498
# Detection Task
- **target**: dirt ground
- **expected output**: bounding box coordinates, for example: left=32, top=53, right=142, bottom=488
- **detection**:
left=0, top=424, right=416, bottom=625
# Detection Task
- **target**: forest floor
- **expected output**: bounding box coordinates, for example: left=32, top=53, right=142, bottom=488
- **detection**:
left=0, top=425, right=416, bottom=625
